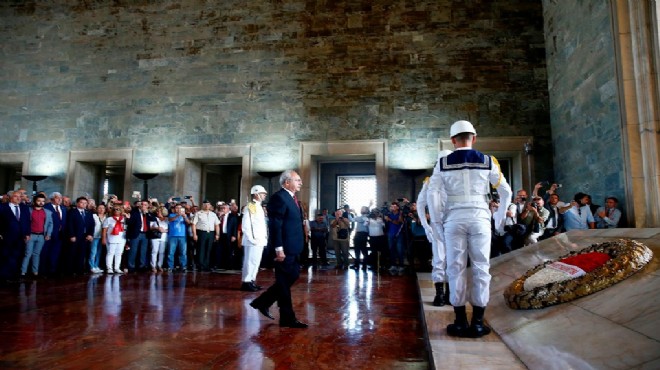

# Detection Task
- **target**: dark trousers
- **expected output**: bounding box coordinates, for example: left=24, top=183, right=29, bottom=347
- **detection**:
left=40, top=236, right=62, bottom=275
left=65, top=238, right=89, bottom=275
left=310, top=236, right=327, bottom=266
left=187, top=235, right=197, bottom=269
left=251, top=256, right=300, bottom=323
left=369, top=235, right=388, bottom=269
left=0, top=238, right=24, bottom=280
left=353, top=232, right=369, bottom=266
left=128, top=233, right=148, bottom=271
left=197, top=231, right=214, bottom=270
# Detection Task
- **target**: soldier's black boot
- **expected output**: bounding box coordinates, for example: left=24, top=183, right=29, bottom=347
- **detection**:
left=432, top=282, right=446, bottom=307
left=469, top=306, right=492, bottom=338
left=446, top=306, right=469, bottom=337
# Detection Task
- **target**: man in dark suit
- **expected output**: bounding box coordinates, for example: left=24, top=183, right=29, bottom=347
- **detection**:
left=249, top=170, right=307, bottom=328
left=42, top=192, right=67, bottom=276
left=65, top=197, right=95, bottom=275
left=126, top=200, right=151, bottom=272
left=0, top=190, right=32, bottom=281
left=216, top=202, right=239, bottom=270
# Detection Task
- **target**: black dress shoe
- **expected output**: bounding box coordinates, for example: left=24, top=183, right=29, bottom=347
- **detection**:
left=240, top=282, right=259, bottom=292
left=280, top=320, right=308, bottom=328
left=251, top=281, right=263, bottom=290
left=249, top=301, right=274, bottom=320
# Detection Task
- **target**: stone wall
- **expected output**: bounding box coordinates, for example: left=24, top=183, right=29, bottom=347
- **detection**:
left=542, top=0, right=626, bottom=217
left=0, top=0, right=550, bottom=202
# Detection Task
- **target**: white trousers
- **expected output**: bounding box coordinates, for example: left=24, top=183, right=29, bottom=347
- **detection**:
left=444, top=217, right=491, bottom=307
left=150, top=238, right=167, bottom=268
left=241, top=244, right=264, bottom=283
left=430, top=234, right=447, bottom=283
left=106, top=242, right=124, bottom=271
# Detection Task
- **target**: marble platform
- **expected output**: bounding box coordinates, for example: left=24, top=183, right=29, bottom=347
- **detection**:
left=418, top=228, right=660, bottom=370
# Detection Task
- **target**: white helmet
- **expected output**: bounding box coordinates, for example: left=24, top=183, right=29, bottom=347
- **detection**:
left=250, top=185, right=267, bottom=195
left=449, top=120, right=477, bottom=138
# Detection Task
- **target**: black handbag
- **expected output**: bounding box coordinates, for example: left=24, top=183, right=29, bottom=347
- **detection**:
left=147, top=219, right=162, bottom=239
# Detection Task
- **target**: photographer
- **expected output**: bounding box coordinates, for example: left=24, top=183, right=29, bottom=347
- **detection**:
left=518, top=196, right=549, bottom=246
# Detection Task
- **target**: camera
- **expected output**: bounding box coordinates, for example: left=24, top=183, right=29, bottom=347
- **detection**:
left=172, top=197, right=181, bottom=202
left=519, top=196, right=527, bottom=203
left=184, top=195, right=192, bottom=199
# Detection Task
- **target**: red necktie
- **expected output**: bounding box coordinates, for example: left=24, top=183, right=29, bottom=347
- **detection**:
left=293, top=195, right=300, bottom=209
left=142, top=214, right=147, bottom=232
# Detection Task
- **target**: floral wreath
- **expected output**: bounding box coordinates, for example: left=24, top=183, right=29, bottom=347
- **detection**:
left=504, top=239, right=653, bottom=310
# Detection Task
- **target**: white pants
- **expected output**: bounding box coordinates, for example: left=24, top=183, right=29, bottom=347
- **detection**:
left=106, top=242, right=124, bottom=271
left=150, top=238, right=167, bottom=269
left=430, top=229, right=447, bottom=283
left=241, top=244, right=264, bottom=283
left=444, top=217, right=491, bottom=307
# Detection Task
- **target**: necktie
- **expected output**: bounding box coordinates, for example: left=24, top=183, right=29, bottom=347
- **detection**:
left=142, top=214, right=147, bottom=232
left=13, top=205, right=19, bottom=220
left=80, top=210, right=86, bottom=233
left=56, top=205, right=61, bottom=220
left=293, top=195, right=300, bottom=209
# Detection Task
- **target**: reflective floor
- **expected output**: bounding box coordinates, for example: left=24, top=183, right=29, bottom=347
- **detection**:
left=0, top=267, right=428, bottom=369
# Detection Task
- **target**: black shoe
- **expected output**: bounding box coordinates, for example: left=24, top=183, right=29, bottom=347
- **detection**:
left=350, top=265, right=359, bottom=270
left=433, top=282, right=447, bottom=307
left=469, top=323, right=492, bottom=338
left=240, top=282, right=259, bottom=292
left=447, top=306, right=470, bottom=337
left=280, top=320, right=308, bottom=328
left=249, top=301, right=274, bottom=320
left=251, top=281, right=263, bottom=290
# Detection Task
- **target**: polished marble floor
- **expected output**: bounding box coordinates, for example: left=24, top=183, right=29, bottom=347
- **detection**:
left=0, top=266, right=428, bottom=369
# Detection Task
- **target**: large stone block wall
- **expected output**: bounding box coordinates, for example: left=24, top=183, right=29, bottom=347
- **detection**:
left=0, top=0, right=550, bottom=201
left=542, top=0, right=626, bottom=215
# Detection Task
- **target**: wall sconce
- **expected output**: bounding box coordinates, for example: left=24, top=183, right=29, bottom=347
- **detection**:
left=22, top=175, right=49, bottom=196
left=133, top=173, right=159, bottom=201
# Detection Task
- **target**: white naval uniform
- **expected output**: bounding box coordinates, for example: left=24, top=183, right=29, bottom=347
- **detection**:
left=417, top=177, right=446, bottom=284
left=241, top=200, right=268, bottom=283
left=428, top=147, right=511, bottom=307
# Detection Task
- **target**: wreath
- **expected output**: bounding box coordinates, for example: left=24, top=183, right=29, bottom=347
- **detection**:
left=504, top=239, right=653, bottom=310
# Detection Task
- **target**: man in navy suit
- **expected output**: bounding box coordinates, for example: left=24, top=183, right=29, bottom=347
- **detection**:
left=216, top=202, right=239, bottom=270
left=250, top=170, right=308, bottom=328
left=42, top=192, right=67, bottom=276
left=126, top=200, right=151, bottom=272
left=0, top=190, right=32, bottom=281
left=65, top=197, right=95, bottom=275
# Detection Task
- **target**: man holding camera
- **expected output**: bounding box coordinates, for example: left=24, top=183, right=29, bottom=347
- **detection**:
left=518, top=196, right=550, bottom=246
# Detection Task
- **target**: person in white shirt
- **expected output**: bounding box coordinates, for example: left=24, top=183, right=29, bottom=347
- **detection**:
left=191, top=200, right=220, bottom=272
left=102, top=204, right=128, bottom=274
left=149, top=207, right=170, bottom=272
left=240, top=185, right=268, bottom=291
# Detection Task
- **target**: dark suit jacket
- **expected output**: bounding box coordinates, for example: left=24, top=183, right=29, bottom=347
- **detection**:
left=267, top=188, right=304, bottom=257
left=220, top=213, right=239, bottom=238
left=0, top=202, right=31, bottom=243
left=66, top=208, right=95, bottom=240
left=126, top=208, right=152, bottom=240
left=44, top=203, right=67, bottom=239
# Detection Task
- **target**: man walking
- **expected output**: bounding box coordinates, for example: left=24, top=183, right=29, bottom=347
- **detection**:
left=249, top=170, right=308, bottom=328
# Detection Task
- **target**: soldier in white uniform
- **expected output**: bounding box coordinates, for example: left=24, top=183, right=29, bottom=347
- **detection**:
left=417, top=149, right=452, bottom=306
left=428, top=120, right=511, bottom=338
left=240, top=185, right=269, bottom=292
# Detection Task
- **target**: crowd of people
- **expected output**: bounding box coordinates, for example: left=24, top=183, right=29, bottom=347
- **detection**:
left=0, top=185, right=441, bottom=285
left=489, top=182, right=622, bottom=257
